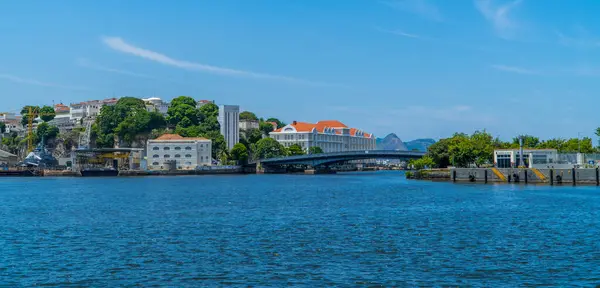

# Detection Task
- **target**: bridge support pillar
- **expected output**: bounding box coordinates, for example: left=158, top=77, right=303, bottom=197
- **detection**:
left=305, top=166, right=336, bottom=175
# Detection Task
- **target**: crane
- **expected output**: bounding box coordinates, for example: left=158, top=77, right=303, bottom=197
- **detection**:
left=25, top=106, right=56, bottom=153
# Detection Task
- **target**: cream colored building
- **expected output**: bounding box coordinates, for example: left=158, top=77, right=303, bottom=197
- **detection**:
left=147, top=134, right=212, bottom=170
left=269, top=120, right=376, bottom=153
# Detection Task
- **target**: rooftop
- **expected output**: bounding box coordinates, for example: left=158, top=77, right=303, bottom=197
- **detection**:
left=152, top=134, right=209, bottom=141
left=273, top=120, right=372, bottom=138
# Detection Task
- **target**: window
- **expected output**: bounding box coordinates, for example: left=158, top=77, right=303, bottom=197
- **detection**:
left=164, top=154, right=171, bottom=158
left=153, top=147, right=159, bottom=150
left=175, top=154, right=181, bottom=158
left=152, top=162, right=159, bottom=165
left=200, top=144, right=203, bottom=148
left=153, top=154, right=159, bottom=158
left=185, top=161, right=192, bottom=165
left=185, top=147, right=192, bottom=150
left=164, top=147, right=170, bottom=151
left=185, top=154, right=192, bottom=158
left=175, top=147, right=181, bottom=151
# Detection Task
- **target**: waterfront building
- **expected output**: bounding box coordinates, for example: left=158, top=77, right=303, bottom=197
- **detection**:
left=218, top=105, right=240, bottom=150
left=494, top=148, right=558, bottom=168
left=142, top=97, right=169, bottom=115
left=269, top=120, right=376, bottom=153
left=239, top=119, right=259, bottom=130
left=0, top=149, right=17, bottom=166
left=147, top=134, right=212, bottom=170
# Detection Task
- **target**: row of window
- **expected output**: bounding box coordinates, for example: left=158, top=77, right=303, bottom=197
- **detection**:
left=153, top=154, right=193, bottom=158
left=151, top=162, right=193, bottom=166
left=153, top=146, right=194, bottom=151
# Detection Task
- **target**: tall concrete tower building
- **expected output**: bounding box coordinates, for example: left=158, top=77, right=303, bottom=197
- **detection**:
left=218, top=105, right=240, bottom=151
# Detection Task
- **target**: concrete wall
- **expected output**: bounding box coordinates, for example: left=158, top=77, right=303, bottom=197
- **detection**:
left=451, top=168, right=600, bottom=185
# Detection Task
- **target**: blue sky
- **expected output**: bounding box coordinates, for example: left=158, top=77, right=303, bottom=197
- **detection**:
left=1, top=0, right=600, bottom=141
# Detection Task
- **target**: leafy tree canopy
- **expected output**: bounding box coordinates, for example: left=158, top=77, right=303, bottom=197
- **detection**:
left=308, top=146, right=324, bottom=154
left=230, top=143, right=249, bottom=163
left=259, top=121, right=274, bottom=136
left=253, top=137, right=287, bottom=159
left=265, top=118, right=285, bottom=129
left=288, top=144, right=305, bottom=156
left=239, top=111, right=258, bottom=121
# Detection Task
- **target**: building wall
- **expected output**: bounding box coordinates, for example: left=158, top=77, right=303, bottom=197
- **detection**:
left=239, top=120, right=259, bottom=130
left=147, top=140, right=212, bottom=170
left=218, top=105, right=240, bottom=150
left=270, top=130, right=376, bottom=153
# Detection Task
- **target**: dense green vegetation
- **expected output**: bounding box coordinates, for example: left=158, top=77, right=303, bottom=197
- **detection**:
left=308, top=146, right=324, bottom=155
left=239, top=111, right=258, bottom=121
left=229, top=143, right=249, bottom=164
left=424, top=130, right=597, bottom=168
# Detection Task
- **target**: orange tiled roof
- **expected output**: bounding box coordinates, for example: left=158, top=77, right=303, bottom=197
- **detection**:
left=273, top=120, right=372, bottom=138
left=154, top=134, right=209, bottom=141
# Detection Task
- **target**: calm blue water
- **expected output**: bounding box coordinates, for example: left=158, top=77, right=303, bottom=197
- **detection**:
left=1, top=171, right=600, bottom=286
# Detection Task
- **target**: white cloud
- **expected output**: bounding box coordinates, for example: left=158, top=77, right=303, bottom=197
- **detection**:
left=474, top=0, right=522, bottom=39
left=101, top=36, right=344, bottom=87
left=0, top=74, right=89, bottom=90
left=556, top=28, right=600, bottom=48
left=491, top=64, right=539, bottom=75
left=375, top=27, right=428, bottom=40
left=382, top=0, right=443, bottom=22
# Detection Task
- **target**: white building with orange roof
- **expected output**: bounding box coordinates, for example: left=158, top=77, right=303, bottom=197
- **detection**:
left=147, top=134, right=212, bottom=170
left=269, top=120, right=376, bottom=153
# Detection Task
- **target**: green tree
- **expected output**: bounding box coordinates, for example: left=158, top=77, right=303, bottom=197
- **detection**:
left=409, top=155, right=435, bottom=170
left=93, top=97, right=155, bottom=148
left=288, top=144, right=305, bottom=155
left=242, top=128, right=263, bottom=145
left=265, top=118, right=285, bottom=129
left=538, top=138, right=565, bottom=150
left=471, top=130, right=494, bottom=167
left=0, top=122, right=5, bottom=133
left=20, top=105, right=40, bottom=126
left=448, top=134, right=476, bottom=168
left=259, top=121, right=274, bottom=136
left=239, top=111, right=258, bottom=121
left=230, top=143, right=249, bottom=163
left=167, top=96, right=202, bottom=127
left=512, top=135, right=540, bottom=148
left=308, top=146, right=324, bottom=154
left=36, top=122, right=59, bottom=143
left=199, top=103, right=219, bottom=119
left=253, top=137, right=287, bottom=159
left=39, top=105, right=56, bottom=122
left=201, top=130, right=226, bottom=160
left=1, top=132, right=22, bottom=155
left=426, top=139, right=450, bottom=168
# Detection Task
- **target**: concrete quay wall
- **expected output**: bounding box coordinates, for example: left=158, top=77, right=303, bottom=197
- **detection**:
left=451, top=168, right=600, bottom=185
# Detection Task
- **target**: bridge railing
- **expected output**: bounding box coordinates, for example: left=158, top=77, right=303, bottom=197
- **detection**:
left=255, top=150, right=425, bottom=163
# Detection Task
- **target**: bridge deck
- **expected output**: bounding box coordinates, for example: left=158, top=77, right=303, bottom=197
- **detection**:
left=254, top=150, right=425, bottom=166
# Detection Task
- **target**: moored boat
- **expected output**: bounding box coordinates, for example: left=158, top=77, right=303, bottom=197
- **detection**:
left=80, top=167, right=119, bottom=177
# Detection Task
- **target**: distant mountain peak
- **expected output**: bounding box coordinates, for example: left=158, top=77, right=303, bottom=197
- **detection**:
left=376, top=133, right=408, bottom=151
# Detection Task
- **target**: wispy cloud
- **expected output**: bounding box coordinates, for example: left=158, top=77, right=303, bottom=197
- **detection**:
left=475, top=0, right=522, bottom=39
left=0, top=74, right=89, bottom=90
left=76, top=58, right=155, bottom=79
left=556, top=27, right=600, bottom=48
left=491, top=64, right=539, bottom=75
left=381, top=0, right=443, bottom=22
left=101, top=36, right=344, bottom=87
left=375, top=27, right=429, bottom=40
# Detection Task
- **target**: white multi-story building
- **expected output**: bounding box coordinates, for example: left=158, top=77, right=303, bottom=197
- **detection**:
left=143, top=97, right=169, bottom=115
left=269, top=120, right=376, bottom=153
left=239, top=119, right=259, bottom=130
left=218, top=105, right=240, bottom=150
left=70, top=98, right=118, bottom=121
left=147, top=134, right=212, bottom=170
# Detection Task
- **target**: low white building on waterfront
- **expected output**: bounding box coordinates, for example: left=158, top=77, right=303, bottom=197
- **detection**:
left=269, top=120, right=376, bottom=153
left=147, top=134, right=212, bottom=170
left=494, top=148, right=558, bottom=168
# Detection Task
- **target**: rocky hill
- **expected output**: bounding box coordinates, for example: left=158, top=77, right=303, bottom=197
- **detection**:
left=376, top=133, right=408, bottom=151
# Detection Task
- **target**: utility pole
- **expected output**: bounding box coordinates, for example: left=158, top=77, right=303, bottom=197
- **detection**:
left=519, top=135, right=524, bottom=168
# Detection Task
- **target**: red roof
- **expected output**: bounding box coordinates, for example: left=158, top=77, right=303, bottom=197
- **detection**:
left=273, top=120, right=372, bottom=138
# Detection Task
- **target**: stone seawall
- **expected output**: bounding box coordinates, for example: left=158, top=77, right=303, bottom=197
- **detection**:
left=449, top=168, right=600, bottom=185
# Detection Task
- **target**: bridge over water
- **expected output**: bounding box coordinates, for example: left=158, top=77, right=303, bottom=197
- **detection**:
left=253, top=150, right=425, bottom=168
